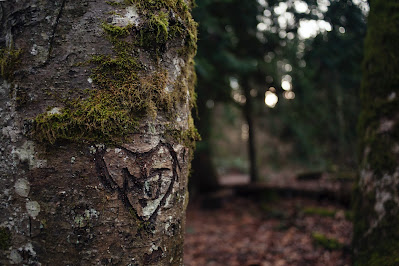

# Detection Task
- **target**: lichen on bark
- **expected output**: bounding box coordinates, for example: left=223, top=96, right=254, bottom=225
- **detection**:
left=353, top=0, right=399, bottom=264
left=0, top=0, right=197, bottom=264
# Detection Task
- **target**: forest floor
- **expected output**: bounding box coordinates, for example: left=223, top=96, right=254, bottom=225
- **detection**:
left=184, top=175, right=353, bottom=266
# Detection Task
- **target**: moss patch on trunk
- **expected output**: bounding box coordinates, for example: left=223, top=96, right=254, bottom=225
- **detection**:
left=0, top=47, right=22, bottom=81
left=354, top=0, right=399, bottom=264
left=33, top=0, right=198, bottom=145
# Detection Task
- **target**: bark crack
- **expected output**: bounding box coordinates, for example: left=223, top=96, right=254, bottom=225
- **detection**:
left=121, top=168, right=144, bottom=222
left=94, top=150, right=117, bottom=190
left=149, top=143, right=180, bottom=222
left=47, top=0, right=67, bottom=61
left=29, top=217, right=32, bottom=238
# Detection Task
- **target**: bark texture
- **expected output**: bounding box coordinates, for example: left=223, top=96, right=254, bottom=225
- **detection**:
left=353, top=0, right=399, bottom=265
left=0, top=0, right=197, bottom=265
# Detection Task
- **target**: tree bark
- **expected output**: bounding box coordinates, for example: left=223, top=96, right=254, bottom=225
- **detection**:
left=353, top=1, right=399, bottom=264
left=0, top=0, right=197, bottom=265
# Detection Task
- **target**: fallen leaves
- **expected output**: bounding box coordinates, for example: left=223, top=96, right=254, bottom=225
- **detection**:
left=184, top=197, right=352, bottom=266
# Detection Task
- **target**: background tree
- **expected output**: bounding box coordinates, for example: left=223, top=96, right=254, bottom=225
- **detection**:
left=353, top=0, right=399, bottom=264
left=225, top=0, right=268, bottom=183
left=193, top=0, right=279, bottom=184
left=273, top=0, right=367, bottom=169
left=192, top=0, right=367, bottom=185
left=0, top=0, right=197, bottom=264
left=190, top=0, right=233, bottom=194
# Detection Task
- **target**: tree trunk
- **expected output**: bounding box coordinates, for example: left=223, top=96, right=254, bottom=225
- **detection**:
left=190, top=104, right=219, bottom=196
left=353, top=1, right=399, bottom=265
left=0, top=0, right=197, bottom=265
left=243, top=80, right=258, bottom=183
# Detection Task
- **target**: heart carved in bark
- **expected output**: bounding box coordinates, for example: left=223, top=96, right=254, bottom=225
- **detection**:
left=96, top=135, right=181, bottom=221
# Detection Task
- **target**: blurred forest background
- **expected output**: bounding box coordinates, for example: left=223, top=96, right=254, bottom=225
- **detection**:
left=191, top=0, right=368, bottom=189
left=185, top=0, right=369, bottom=265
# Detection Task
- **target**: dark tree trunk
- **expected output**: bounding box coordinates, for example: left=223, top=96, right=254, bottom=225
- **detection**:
left=243, top=79, right=258, bottom=183
left=353, top=1, right=399, bottom=264
left=190, top=105, right=219, bottom=195
left=0, top=0, right=197, bottom=264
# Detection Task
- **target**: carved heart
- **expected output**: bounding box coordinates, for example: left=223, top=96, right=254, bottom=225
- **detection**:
left=100, top=139, right=177, bottom=221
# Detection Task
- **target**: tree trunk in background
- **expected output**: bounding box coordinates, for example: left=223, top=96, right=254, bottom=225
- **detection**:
left=243, top=80, right=258, bottom=183
left=0, top=0, right=197, bottom=265
left=353, top=1, right=399, bottom=264
left=190, top=105, right=219, bottom=196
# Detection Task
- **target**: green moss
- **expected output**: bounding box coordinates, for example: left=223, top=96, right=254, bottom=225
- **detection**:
left=102, top=23, right=131, bottom=38
left=353, top=183, right=399, bottom=265
left=127, top=0, right=193, bottom=13
left=136, top=12, right=170, bottom=53
left=34, top=65, right=171, bottom=144
left=0, top=47, right=22, bottom=81
left=33, top=0, right=198, bottom=146
left=15, top=87, right=29, bottom=109
left=0, top=227, right=11, bottom=250
left=166, top=116, right=200, bottom=152
left=357, top=0, right=399, bottom=176
left=311, top=232, right=344, bottom=250
left=149, top=12, right=169, bottom=44
left=354, top=1, right=399, bottom=264
left=104, top=0, right=198, bottom=55
left=357, top=99, right=399, bottom=176
left=353, top=213, right=399, bottom=266
left=106, top=1, right=123, bottom=6
left=303, top=207, right=336, bottom=218
left=131, top=0, right=197, bottom=56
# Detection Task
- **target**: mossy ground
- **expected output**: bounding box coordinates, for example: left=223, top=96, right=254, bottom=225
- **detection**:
left=302, top=207, right=336, bottom=218
left=33, top=0, right=198, bottom=146
left=311, top=232, right=344, bottom=251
